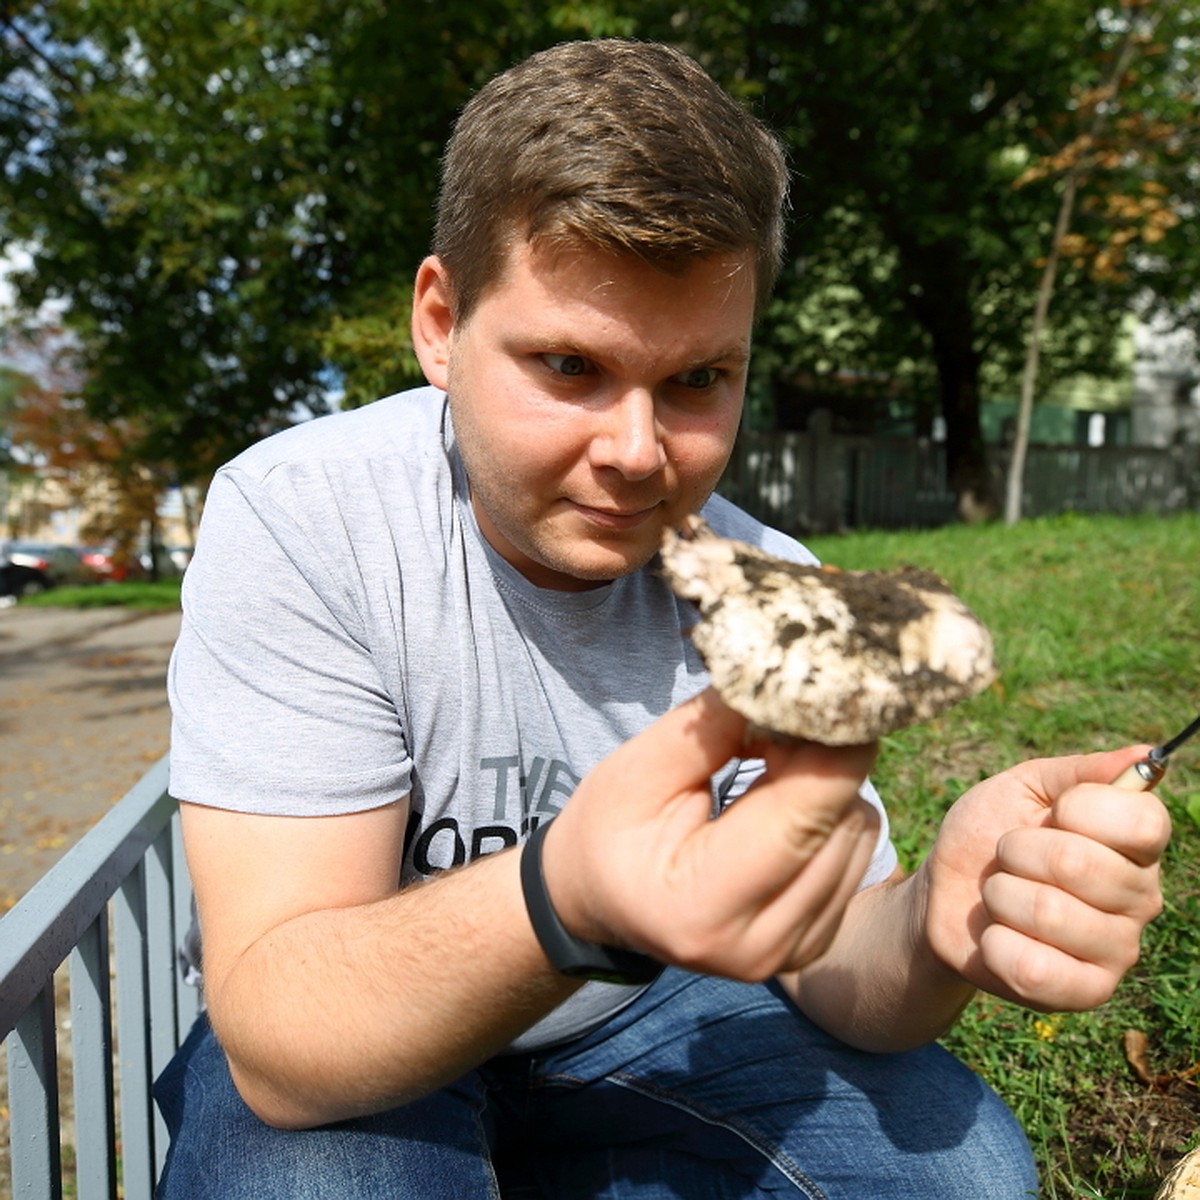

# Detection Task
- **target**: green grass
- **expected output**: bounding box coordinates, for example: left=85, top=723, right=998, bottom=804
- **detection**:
left=807, top=512, right=1200, bottom=1199
left=15, top=514, right=1200, bottom=1193
left=17, top=578, right=183, bottom=610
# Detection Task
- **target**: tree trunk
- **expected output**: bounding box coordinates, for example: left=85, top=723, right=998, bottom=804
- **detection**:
left=1005, top=174, right=1076, bottom=525
left=1004, top=14, right=1147, bottom=524
left=937, top=350, right=995, bottom=523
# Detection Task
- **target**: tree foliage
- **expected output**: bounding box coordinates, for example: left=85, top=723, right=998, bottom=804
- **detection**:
left=0, top=0, right=613, bottom=479
left=2, top=324, right=164, bottom=555
left=1, top=1, right=1197, bottom=515
left=1004, top=0, right=1197, bottom=524
left=644, top=0, right=1200, bottom=515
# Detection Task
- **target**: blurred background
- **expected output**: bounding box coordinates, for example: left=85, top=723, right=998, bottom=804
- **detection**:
left=1, top=0, right=1198, bottom=556
left=2, top=7, right=1200, bottom=1195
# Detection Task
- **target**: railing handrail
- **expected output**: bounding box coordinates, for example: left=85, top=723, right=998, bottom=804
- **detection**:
left=3, top=754, right=194, bottom=1199
left=0, top=755, right=174, bottom=1038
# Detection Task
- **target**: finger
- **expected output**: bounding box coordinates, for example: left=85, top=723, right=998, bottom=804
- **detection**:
left=681, top=738, right=878, bottom=908
left=1016, top=746, right=1155, bottom=807
left=656, top=797, right=880, bottom=979
left=599, top=686, right=749, bottom=817
left=631, top=735, right=877, bottom=973
left=1050, top=785, right=1172, bottom=868
left=768, top=798, right=881, bottom=970
left=977, top=922, right=1127, bottom=1012
left=981, top=870, right=1145, bottom=971
left=994, top=826, right=1163, bottom=918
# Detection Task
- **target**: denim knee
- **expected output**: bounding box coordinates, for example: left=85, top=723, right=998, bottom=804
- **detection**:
left=530, top=970, right=1039, bottom=1199
left=154, top=1015, right=500, bottom=1200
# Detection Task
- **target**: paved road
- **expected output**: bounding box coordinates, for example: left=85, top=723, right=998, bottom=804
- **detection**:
left=0, top=604, right=181, bottom=910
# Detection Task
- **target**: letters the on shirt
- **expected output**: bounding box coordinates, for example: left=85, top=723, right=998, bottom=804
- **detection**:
left=403, top=752, right=581, bottom=876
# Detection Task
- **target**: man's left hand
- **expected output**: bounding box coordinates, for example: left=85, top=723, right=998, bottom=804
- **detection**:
left=919, top=747, right=1171, bottom=1011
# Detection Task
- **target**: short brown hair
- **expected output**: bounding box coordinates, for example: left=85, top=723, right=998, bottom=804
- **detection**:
left=433, top=39, right=789, bottom=321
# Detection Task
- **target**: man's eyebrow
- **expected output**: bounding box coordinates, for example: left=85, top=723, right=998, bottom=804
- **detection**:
left=671, top=345, right=750, bottom=373
left=700, top=345, right=751, bottom=367
left=524, top=332, right=751, bottom=370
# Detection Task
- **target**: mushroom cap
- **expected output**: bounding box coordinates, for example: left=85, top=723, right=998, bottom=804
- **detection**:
left=660, top=517, right=997, bottom=744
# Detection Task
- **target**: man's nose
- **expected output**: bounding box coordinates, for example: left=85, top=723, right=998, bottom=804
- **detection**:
left=591, top=390, right=668, bottom=480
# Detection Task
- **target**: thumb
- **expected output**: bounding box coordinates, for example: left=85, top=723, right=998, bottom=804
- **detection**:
left=1017, top=745, right=1155, bottom=807
left=541, top=687, right=751, bottom=944
left=707, top=735, right=879, bottom=879
left=591, top=686, right=753, bottom=819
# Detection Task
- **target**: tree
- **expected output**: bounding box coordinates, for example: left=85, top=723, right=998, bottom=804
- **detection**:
left=3, top=1, right=1198, bottom=521
left=1004, top=0, right=1197, bottom=523
left=3, top=324, right=164, bottom=558
left=649, top=0, right=1200, bottom=518
left=0, top=362, right=27, bottom=533
left=0, top=0, right=623, bottom=481
left=761, top=1, right=1142, bottom=517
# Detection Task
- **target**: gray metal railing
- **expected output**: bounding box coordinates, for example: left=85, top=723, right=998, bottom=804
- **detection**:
left=1, top=756, right=197, bottom=1200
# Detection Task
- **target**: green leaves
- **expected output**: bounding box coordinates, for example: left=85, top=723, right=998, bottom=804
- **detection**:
left=1185, top=793, right=1200, bottom=829
left=667, top=0, right=1197, bottom=509
left=2, top=1, right=1196, bottom=499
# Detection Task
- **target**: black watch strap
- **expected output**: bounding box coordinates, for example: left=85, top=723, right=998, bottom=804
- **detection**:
left=520, top=819, right=663, bottom=986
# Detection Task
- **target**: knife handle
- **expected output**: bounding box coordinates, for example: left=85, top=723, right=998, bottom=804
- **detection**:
left=1112, top=758, right=1166, bottom=792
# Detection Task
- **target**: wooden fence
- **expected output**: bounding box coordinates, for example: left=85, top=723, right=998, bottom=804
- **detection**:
left=718, top=420, right=1200, bottom=535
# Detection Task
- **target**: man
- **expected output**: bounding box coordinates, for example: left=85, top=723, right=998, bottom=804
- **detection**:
left=157, top=39, right=1169, bottom=1199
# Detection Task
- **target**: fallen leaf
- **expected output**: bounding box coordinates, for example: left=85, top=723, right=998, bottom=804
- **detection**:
left=1125, top=1029, right=1200, bottom=1089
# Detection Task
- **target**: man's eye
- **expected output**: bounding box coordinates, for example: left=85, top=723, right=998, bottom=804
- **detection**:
left=675, top=367, right=720, bottom=389
left=543, top=354, right=595, bottom=377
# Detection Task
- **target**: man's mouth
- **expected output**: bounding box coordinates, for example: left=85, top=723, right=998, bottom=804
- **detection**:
left=570, top=501, right=663, bottom=532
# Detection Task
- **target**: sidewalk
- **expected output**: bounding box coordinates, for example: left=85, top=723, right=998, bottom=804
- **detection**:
left=0, top=604, right=182, bottom=910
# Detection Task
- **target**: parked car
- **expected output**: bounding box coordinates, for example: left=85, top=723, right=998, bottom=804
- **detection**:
left=8, top=541, right=94, bottom=595
left=80, top=543, right=149, bottom=583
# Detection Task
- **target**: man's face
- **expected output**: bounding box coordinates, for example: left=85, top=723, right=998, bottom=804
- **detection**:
left=412, top=240, right=755, bottom=591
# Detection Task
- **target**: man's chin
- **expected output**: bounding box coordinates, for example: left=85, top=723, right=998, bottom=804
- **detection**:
left=532, top=533, right=663, bottom=590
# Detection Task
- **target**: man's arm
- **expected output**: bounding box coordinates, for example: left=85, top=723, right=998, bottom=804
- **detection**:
left=779, top=746, right=1171, bottom=1050
left=184, top=799, right=579, bottom=1129
left=186, top=688, right=881, bottom=1129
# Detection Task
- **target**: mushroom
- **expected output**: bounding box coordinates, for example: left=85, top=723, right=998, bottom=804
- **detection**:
left=660, top=516, right=997, bottom=745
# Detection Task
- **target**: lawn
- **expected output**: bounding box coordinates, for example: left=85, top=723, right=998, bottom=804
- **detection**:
left=18, top=577, right=183, bottom=610
left=806, top=512, right=1200, bottom=1199
left=14, top=513, right=1198, bottom=1195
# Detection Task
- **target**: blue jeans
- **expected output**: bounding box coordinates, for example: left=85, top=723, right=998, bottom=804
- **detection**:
left=154, top=968, right=1038, bottom=1198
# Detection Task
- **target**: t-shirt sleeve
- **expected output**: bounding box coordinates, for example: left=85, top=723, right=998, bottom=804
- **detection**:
left=168, top=467, right=412, bottom=816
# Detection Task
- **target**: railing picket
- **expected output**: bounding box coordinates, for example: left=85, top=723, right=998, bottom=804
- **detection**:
left=69, top=910, right=118, bottom=1200
left=6, top=984, right=63, bottom=1200
left=1, top=758, right=186, bottom=1200
left=145, top=824, right=178, bottom=1176
left=115, top=862, right=155, bottom=1200
left=170, top=812, right=201, bottom=1037
left=0, top=760, right=174, bottom=1038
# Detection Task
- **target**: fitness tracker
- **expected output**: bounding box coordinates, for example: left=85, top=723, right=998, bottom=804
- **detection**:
left=519, top=819, right=663, bottom=986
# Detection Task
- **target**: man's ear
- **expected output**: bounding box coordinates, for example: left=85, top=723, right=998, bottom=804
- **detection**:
left=411, top=256, right=456, bottom=391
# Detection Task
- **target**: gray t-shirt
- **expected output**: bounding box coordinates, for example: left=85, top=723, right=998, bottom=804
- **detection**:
left=168, top=387, right=897, bottom=1049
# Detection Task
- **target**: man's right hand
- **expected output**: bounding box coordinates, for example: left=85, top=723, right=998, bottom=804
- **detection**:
left=541, top=687, right=880, bottom=981
left=184, top=686, right=878, bottom=1128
